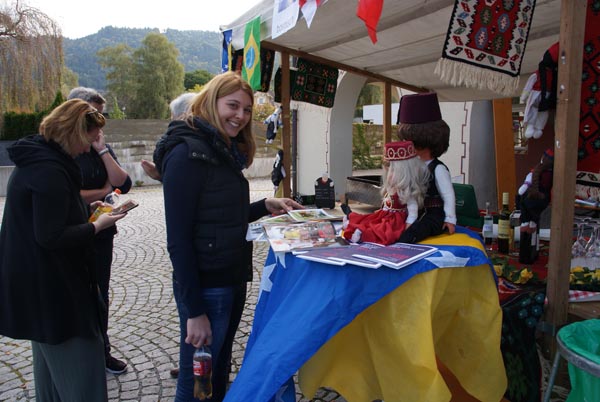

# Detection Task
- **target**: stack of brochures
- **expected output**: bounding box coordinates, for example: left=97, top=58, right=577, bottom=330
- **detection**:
left=295, top=242, right=438, bottom=269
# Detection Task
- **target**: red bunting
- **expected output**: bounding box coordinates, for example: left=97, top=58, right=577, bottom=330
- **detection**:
left=356, top=0, right=384, bottom=44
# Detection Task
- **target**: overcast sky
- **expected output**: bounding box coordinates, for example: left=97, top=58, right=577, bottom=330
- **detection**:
left=9, top=0, right=261, bottom=39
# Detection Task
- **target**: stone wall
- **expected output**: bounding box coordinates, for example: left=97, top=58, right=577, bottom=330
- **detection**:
left=0, top=119, right=279, bottom=196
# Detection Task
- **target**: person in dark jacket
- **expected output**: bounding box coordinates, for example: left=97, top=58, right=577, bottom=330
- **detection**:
left=68, top=87, right=132, bottom=374
left=0, top=99, right=126, bottom=401
left=155, top=71, right=302, bottom=402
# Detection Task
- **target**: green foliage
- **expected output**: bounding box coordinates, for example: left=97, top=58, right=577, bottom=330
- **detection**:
left=184, top=69, right=214, bottom=90
left=1, top=111, right=45, bottom=140
left=253, top=104, right=276, bottom=123
left=352, top=123, right=382, bottom=170
left=1, top=91, right=64, bottom=140
left=49, top=92, right=65, bottom=110
left=129, top=33, right=185, bottom=118
left=99, top=33, right=185, bottom=119
left=109, top=97, right=125, bottom=120
left=64, top=27, right=221, bottom=90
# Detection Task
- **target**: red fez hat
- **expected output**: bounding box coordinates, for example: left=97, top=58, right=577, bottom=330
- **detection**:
left=384, top=140, right=417, bottom=161
left=397, top=92, right=442, bottom=124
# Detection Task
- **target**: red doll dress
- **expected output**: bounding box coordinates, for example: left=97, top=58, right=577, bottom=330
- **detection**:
left=342, top=193, right=408, bottom=245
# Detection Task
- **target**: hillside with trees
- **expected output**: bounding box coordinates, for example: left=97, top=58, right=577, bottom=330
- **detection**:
left=64, top=26, right=222, bottom=90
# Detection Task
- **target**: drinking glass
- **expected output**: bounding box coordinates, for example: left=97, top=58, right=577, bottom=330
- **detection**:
left=572, top=218, right=588, bottom=258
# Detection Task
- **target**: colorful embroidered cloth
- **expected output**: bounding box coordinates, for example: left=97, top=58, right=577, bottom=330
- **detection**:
left=436, top=0, right=536, bottom=96
left=291, top=58, right=338, bottom=108
left=578, top=0, right=600, bottom=172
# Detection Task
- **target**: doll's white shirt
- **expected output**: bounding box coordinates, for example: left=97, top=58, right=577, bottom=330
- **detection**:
left=426, top=160, right=457, bottom=225
left=406, top=197, right=419, bottom=225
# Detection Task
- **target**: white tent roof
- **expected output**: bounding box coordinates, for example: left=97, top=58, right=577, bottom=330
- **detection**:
left=221, top=0, right=561, bottom=101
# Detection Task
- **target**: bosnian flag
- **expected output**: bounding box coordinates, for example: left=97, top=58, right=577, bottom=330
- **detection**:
left=299, top=0, right=326, bottom=28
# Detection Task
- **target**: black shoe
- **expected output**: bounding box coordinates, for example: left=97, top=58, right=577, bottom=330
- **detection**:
left=341, top=203, right=352, bottom=216
left=169, top=367, right=179, bottom=378
left=105, top=355, right=127, bottom=375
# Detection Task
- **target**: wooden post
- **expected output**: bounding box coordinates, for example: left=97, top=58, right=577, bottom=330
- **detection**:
left=492, top=98, right=516, bottom=209
left=545, top=0, right=586, bottom=337
left=383, top=82, right=392, bottom=144
left=281, top=52, right=292, bottom=198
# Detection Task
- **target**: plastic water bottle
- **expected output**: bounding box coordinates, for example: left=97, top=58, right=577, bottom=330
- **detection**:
left=193, top=345, right=213, bottom=400
left=89, top=188, right=121, bottom=222
left=483, top=201, right=494, bottom=250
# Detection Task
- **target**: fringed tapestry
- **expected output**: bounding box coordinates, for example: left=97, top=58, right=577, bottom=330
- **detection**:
left=435, top=0, right=537, bottom=96
left=578, top=0, right=600, bottom=173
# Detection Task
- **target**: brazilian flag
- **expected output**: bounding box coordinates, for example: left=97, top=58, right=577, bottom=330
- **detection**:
left=242, top=16, right=261, bottom=90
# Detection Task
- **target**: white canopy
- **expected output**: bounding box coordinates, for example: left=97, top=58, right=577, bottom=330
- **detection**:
left=221, top=0, right=561, bottom=101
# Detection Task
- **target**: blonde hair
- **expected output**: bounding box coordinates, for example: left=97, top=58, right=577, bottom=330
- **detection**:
left=382, top=157, right=430, bottom=208
left=39, top=99, right=105, bottom=156
left=189, top=71, right=256, bottom=166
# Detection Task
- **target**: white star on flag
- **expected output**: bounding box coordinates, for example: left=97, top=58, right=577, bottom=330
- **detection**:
left=425, top=250, right=470, bottom=268
left=258, top=252, right=288, bottom=302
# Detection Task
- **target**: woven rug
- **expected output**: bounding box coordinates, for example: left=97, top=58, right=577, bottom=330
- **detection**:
left=577, top=0, right=600, bottom=173
left=435, top=0, right=537, bottom=96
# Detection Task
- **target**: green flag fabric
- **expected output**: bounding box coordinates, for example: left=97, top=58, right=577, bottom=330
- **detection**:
left=243, top=16, right=261, bottom=90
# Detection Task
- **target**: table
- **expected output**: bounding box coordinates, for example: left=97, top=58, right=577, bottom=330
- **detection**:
left=224, top=228, right=507, bottom=402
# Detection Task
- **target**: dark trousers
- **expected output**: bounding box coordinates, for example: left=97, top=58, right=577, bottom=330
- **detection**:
left=398, top=207, right=445, bottom=244
left=94, top=235, right=115, bottom=358
left=32, top=329, right=107, bottom=402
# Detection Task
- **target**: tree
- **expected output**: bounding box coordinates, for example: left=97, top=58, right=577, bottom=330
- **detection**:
left=130, top=33, right=184, bottom=118
left=184, top=69, right=213, bottom=90
left=0, top=1, right=63, bottom=118
left=97, top=44, right=136, bottom=111
left=99, top=32, right=184, bottom=119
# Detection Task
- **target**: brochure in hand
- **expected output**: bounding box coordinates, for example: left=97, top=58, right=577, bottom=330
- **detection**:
left=351, top=242, right=438, bottom=269
left=263, top=220, right=348, bottom=253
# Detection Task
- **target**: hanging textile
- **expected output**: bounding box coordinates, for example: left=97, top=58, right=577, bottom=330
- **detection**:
left=290, top=58, right=338, bottom=108
left=243, top=16, right=261, bottom=90
left=259, top=48, right=275, bottom=93
left=578, top=0, right=600, bottom=173
left=435, top=0, right=537, bottom=96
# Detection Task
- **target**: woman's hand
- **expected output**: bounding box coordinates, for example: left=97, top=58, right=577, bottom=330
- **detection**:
left=92, top=210, right=126, bottom=233
left=186, top=314, right=212, bottom=348
left=91, top=130, right=107, bottom=153
left=265, top=198, right=304, bottom=215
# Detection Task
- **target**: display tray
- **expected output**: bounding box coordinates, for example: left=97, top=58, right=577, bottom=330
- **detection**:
left=345, top=175, right=382, bottom=207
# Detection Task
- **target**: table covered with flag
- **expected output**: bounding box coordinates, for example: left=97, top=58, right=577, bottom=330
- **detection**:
left=223, top=227, right=507, bottom=402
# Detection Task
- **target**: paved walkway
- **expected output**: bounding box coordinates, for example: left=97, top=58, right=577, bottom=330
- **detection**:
left=0, top=180, right=567, bottom=402
left=0, top=180, right=345, bottom=402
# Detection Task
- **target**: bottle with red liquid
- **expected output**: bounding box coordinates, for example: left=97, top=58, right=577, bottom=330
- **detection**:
left=193, top=345, right=212, bottom=400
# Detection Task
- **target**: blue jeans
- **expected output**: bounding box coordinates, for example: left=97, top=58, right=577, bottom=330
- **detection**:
left=173, top=277, right=246, bottom=402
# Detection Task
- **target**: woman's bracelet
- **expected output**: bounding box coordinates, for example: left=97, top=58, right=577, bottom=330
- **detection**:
left=97, top=148, right=110, bottom=156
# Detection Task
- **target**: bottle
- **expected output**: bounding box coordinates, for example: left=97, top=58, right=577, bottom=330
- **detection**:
left=509, top=207, right=521, bottom=256
left=482, top=201, right=494, bottom=250
left=193, top=345, right=213, bottom=400
left=89, top=188, right=121, bottom=222
left=497, top=192, right=510, bottom=254
left=519, top=221, right=539, bottom=264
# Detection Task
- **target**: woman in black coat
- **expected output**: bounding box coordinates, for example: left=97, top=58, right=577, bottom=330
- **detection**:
left=0, top=99, right=126, bottom=401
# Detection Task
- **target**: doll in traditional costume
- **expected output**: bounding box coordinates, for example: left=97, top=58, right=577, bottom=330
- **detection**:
left=518, top=148, right=554, bottom=225
left=342, top=140, right=429, bottom=245
left=396, top=92, right=457, bottom=244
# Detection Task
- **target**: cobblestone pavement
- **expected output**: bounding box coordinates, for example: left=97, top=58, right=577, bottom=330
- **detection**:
left=0, top=179, right=346, bottom=402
